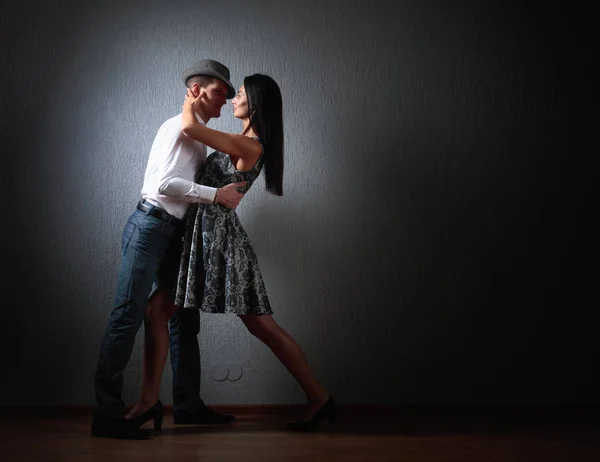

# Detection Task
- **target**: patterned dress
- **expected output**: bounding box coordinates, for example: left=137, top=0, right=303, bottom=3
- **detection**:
left=174, top=141, right=273, bottom=315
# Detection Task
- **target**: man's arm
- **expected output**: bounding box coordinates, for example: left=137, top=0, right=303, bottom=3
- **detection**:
left=158, top=175, right=215, bottom=203
left=159, top=175, right=246, bottom=209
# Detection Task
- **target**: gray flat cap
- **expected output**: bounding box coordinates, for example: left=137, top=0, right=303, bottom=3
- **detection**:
left=181, top=59, right=235, bottom=99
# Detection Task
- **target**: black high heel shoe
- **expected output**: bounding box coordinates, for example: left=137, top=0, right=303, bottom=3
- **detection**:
left=287, top=396, right=337, bottom=432
left=127, top=401, right=164, bottom=431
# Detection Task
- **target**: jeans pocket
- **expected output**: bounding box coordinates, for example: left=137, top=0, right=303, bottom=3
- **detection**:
left=139, top=215, right=166, bottom=233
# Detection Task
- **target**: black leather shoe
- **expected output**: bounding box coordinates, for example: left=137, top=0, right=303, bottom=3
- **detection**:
left=287, top=396, right=337, bottom=432
left=91, top=413, right=152, bottom=439
left=127, top=401, right=164, bottom=431
left=173, top=405, right=235, bottom=425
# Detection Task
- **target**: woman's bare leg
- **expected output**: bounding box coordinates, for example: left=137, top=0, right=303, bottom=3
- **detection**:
left=239, top=315, right=329, bottom=420
left=126, top=289, right=177, bottom=418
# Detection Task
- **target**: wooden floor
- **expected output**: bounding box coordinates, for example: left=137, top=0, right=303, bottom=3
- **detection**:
left=0, top=406, right=598, bottom=461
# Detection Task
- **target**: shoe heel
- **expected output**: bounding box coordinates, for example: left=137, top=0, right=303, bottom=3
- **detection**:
left=154, top=414, right=163, bottom=431
left=328, top=413, right=336, bottom=425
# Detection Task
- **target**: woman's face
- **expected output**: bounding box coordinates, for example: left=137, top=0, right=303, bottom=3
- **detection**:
left=232, top=85, right=249, bottom=119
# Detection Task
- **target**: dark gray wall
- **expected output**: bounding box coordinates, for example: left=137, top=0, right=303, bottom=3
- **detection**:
left=2, top=0, right=581, bottom=406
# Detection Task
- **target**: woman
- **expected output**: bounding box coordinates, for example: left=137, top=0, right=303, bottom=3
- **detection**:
left=127, top=74, right=335, bottom=432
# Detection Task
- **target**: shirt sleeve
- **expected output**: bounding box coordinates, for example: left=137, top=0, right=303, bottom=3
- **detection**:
left=159, top=176, right=217, bottom=203
left=154, top=119, right=217, bottom=204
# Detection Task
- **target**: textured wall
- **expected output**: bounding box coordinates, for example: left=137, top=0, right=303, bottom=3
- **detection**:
left=2, top=0, right=578, bottom=406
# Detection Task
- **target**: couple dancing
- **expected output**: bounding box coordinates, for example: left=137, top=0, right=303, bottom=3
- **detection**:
left=92, top=59, right=335, bottom=439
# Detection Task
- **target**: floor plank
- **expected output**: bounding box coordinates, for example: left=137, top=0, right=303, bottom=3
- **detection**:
left=0, top=406, right=597, bottom=461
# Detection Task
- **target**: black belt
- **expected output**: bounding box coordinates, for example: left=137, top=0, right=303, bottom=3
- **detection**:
left=137, top=200, right=184, bottom=229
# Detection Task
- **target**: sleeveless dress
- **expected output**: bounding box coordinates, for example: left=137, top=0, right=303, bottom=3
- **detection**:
left=174, top=141, right=273, bottom=315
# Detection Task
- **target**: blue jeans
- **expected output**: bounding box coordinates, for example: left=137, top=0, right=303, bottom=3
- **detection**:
left=94, top=207, right=184, bottom=415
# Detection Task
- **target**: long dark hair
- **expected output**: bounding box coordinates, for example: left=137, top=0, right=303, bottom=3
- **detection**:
left=244, top=74, right=284, bottom=196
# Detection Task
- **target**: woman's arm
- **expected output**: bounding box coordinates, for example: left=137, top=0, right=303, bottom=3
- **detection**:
left=181, top=90, right=261, bottom=160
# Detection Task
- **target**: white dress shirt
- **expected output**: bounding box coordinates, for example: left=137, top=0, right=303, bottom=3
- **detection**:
left=140, top=112, right=216, bottom=220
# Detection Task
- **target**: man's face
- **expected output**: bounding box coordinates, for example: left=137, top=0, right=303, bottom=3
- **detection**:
left=198, top=80, right=229, bottom=119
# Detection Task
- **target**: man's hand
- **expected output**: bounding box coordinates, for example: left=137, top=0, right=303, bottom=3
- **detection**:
left=215, top=182, right=247, bottom=209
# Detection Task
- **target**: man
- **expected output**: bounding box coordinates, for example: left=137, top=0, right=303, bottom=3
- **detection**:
left=92, top=59, right=242, bottom=439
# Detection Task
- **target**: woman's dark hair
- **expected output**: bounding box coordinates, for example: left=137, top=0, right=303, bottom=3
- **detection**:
left=244, top=74, right=284, bottom=196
